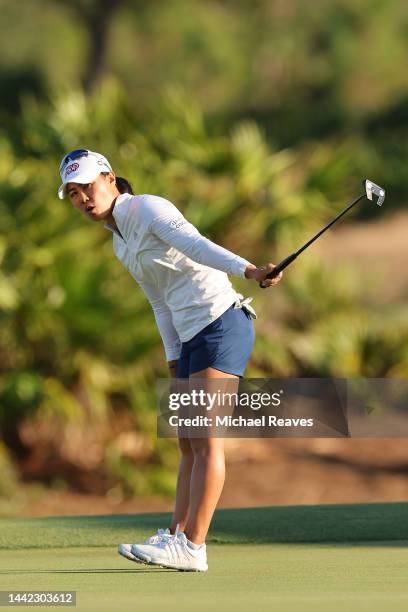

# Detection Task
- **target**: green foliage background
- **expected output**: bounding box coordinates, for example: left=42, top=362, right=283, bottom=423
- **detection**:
left=0, top=0, right=407, bottom=507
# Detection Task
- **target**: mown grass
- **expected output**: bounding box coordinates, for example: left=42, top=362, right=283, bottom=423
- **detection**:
left=1, top=504, right=408, bottom=612
left=1, top=502, right=408, bottom=549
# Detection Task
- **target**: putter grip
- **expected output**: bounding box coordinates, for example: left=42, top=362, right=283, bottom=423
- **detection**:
left=259, top=253, right=297, bottom=288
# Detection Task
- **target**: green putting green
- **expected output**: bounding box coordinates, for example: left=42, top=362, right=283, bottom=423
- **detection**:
left=1, top=504, right=408, bottom=611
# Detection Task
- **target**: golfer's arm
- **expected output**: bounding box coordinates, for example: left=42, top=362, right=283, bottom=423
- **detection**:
left=149, top=214, right=253, bottom=278
left=138, top=281, right=181, bottom=362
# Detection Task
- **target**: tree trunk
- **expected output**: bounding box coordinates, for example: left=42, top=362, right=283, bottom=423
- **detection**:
left=58, top=0, right=124, bottom=93
left=81, top=0, right=123, bottom=92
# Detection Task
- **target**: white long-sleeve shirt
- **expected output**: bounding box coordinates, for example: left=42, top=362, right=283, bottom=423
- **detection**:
left=104, top=193, right=254, bottom=361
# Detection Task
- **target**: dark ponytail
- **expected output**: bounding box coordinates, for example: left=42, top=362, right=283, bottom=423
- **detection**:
left=116, top=176, right=134, bottom=195
left=101, top=172, right=134, bottom=195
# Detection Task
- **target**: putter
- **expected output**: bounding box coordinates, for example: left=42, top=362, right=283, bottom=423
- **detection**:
left=259, top=179, right=385, bottom=288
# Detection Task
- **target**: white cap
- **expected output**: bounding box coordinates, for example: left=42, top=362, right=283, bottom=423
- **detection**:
left=58, top=149, right=113, bottom=199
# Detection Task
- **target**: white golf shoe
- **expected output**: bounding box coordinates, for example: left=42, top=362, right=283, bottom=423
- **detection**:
left=131, top=525, right=208, bottom=572
left=118, top=528, right=171, bottom=563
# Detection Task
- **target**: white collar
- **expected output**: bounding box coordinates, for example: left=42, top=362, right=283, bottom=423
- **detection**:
left=104, top=222, right=117, bottom=234
left=103, top=193, right=132, bottom=238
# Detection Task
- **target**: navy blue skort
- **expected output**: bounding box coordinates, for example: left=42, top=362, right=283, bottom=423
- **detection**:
left=177, top=302, right=255, bottom=378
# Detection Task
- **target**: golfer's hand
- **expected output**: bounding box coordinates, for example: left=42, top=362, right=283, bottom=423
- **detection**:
left=168, top=360, right=179, bottom=379
left=244, top=263, right=283, bottom=288
left=168, top=360, right=181, bottom=397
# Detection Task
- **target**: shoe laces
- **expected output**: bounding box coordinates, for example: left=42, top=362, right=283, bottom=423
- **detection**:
left=145, top=528, right=171, bottom=545
left=158, top=524, right=182, bottom=549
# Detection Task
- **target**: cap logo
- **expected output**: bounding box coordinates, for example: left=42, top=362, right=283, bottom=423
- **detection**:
left=65, top=162, right=79, bottom=177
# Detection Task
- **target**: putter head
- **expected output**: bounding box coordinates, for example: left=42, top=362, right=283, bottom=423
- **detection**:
left=364, top=179, right=385, bottom=206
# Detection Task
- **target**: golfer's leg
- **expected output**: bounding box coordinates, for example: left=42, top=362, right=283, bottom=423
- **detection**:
left=183, top=367, right=239, bottom=545
left=184, top=436, right=225, bottom=545
left=170, top=438, right=193, bottom=533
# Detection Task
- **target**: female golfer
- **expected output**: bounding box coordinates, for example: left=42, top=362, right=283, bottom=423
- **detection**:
left=58, top=148, right=282, bottom=572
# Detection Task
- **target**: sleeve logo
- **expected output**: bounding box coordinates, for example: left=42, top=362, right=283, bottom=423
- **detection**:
left=170, top=218, right=186, bottom=229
